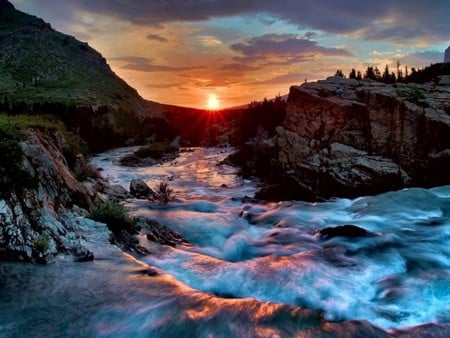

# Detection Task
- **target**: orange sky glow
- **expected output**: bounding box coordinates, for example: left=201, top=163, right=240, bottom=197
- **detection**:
left=11, top=1, right=450, bottom=109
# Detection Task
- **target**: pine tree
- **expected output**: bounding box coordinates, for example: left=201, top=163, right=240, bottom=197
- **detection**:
left=335, top=69, right=344, bottom=77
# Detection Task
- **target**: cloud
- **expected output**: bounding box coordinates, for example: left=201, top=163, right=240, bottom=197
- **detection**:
left=251, top=72, right=319, bottom=85
left=146, top=33, right=168, bottom=43
left=220, top=63, right=260, bottom=72
left=146, top=83, right=180, bottom=88
left=111, top=56, right=205, bottom=72
left=361, top=26, right=428, bottom=44
left=398, top=50, right=444, bottom=68
left=12, top=1, right=450, bottom=45
left=230, top=34, right=351, bottom=58
left=56, top=1, right=448, bottom=42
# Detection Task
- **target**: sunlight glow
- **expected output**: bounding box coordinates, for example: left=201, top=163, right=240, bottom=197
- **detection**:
left=206, top=93, right=220, bottom=110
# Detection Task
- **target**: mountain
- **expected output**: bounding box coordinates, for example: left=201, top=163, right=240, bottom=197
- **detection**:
left=0, top=1, right=252, bottom=149
left=0, top=2, right=150, bottom=111
left=0, top=1, right=174, bottom=150
left=445, top=46, right=450, bottom=63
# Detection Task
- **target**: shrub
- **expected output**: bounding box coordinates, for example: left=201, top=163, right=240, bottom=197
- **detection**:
left=395, top=86, right=426, bottom=102
left=0, top=118, right=34, bottom=198
left=89, top=200, right=136, bottom=234
left=63, top=132, right=89, bottom=170
left=134, top=142, right=178, bottom=160
left=154, top=180, right=173, bottom=204
left=33, top=234, right=50, bottom=254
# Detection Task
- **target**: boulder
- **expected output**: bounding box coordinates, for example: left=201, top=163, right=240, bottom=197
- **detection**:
left=104, top=184, right=131, bottom=200
left=130, top=179, right=156, bottom=199
left=319, top=225, right=371, bottom=240
left=139, top=218, right=189, bottom=247
left=72, top=244, right=94, bottom=262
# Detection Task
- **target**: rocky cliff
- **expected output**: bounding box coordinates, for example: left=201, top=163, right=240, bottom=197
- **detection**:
left=271, top=76, right=450, bottom=200
left=0, top=128, right=110, bottom=263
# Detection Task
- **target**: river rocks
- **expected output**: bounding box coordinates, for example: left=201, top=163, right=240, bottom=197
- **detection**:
left=72, top=244, right=94, bottom=262
left=319, top=225, right=371, bottom=240
left=271, top=76, right=450, bottom=200
left=130, top=179, right=156, bottom=199
left=139, top=217, right=189, bottom=247
left=104, top=184, right=131, bottom=200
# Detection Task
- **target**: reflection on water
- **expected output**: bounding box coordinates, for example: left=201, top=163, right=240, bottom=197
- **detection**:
left=1, top=147, right=450, bottom=337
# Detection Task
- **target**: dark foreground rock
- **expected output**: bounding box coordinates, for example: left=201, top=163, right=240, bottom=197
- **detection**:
left=319, top=225, right=371, bottom=240
left=110, top=217, right=189, bottom=256
left=130, top=179, right=156, bottom=199
left=237, top=75, right=450, bottom=201
left=0, top=129, right=110, bottom=263
left=139, top=217, right=189, bottom=247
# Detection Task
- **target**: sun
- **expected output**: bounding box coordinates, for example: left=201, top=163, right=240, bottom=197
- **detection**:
left=206, top=93, right=220, bottom=110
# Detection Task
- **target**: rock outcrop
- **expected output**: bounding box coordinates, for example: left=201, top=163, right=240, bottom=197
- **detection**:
left=272, top=76, right=450, bottom=200
left=0, top=128, right=109, bottom=263
left=130, top=179, right=156, bottom=199
left=445, top=46, right=450, bottom=63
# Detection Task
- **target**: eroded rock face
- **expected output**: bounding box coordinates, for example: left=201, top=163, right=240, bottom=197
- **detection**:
left=0, top=129, right=109, bottom=263
left=275, top=76, right=450, bottom=199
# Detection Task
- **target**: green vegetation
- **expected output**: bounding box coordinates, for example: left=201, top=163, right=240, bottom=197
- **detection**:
left=0, top=118, right=34, bottom=198
left=395, top=86, right=426, bottom=102
left=0, top=113, right=89, bottom=179
left=0, top=4, right=160, bottom=152
left=33, top=234, right=50, bottom=254
left=89, top=200, right=137, bottom=234
left=154, top=180, right=174, bottom=204
left=134, top=142, right=179, bottom=160
left=0, top=8, right=141, bottom=108
left=0, top=113, right=64, bottom=132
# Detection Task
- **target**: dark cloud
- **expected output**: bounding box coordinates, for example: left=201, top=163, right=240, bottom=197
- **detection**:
left=230, top=34, right=351, bottom=58
left=111, top=56, right=205, bottom=72
left=146, top=34, right=168, bottom=43
left=362, top=26, right=428, bottom=43
left=59, top=1, right=450, bottom=39
left=11, top=0, right=450, bottom=44
left=304, top=32, right=318, bottom=40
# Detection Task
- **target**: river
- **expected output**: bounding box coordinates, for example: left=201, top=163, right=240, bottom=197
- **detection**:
left=1, top=147, right=449, bottom=337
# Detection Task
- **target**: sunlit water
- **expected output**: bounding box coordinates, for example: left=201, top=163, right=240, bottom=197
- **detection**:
left=1, top=147, right=450, bottom=337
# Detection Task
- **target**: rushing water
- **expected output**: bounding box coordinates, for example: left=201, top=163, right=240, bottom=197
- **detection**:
left=1, top=147, right=450, bottom=337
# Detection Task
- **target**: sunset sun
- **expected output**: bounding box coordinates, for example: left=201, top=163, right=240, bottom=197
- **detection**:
left=206, top=93, right=220, bottom=110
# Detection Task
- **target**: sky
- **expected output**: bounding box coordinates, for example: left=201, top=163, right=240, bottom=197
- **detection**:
left=10, top=0, right=450, bottom=109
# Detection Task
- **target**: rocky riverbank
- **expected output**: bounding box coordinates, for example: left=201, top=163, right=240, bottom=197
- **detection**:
left=0, top=127, right=185, bottom=264
left=234, top=75, right=450, bottom=201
